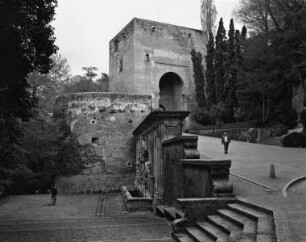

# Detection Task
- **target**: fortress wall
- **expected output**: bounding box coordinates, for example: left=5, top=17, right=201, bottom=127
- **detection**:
left=56, top=92, right=152, bottom=193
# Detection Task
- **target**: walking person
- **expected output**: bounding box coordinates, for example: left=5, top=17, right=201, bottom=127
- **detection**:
left=221, top=132, right=231, bottom=154
left=49, top=184, right=57, bottom=205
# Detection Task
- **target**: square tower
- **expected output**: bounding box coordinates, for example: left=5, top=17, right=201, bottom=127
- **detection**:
left=109, top=18, right=207, bottom=112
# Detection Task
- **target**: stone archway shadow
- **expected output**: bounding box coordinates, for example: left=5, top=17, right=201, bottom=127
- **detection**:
left=159, top=72, right=184, bottom=111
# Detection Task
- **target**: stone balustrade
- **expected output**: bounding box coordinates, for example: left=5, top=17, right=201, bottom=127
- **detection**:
left=162, top=136, right=233, bottom=206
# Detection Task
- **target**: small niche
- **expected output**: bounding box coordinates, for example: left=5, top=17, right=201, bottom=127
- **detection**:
left=114, top=39, right=119, bottom=52
left=127, top=162, right=132, bottom=167
left=92, top=137, right=98, bottom=144
left=90, top=116, right=97, bottom=124
left=145, top=53, right=150, bottom=62
left=119, top=57, right=123, bottom=72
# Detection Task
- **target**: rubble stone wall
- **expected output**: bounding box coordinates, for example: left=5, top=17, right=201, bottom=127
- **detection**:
left=55, top=92, right=152, bottom=193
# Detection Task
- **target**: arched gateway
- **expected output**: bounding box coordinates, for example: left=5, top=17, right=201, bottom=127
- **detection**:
left=159, top=72, right=184, bottom=111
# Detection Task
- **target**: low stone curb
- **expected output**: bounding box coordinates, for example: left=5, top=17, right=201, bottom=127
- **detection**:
left=230, top=172, right=277, bottom=192
left=281, top=174, right=306, bottom=198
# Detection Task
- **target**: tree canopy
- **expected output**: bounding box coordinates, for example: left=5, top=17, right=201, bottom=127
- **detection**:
left=0, top=0, right=61, bottom=194
left=0, top=0, right=58, bottom=122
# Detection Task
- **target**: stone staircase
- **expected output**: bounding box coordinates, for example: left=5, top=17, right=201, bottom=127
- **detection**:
left=258, top=137, right=282, bottom=146
left=157, top=199, right=276, bottom=242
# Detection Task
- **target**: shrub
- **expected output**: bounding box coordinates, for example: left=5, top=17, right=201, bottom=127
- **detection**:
left=193, top=112, right=214, bottom=126
left=282, top=132, right=306, bottom=147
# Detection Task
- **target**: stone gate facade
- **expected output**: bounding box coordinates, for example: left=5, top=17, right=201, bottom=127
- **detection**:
left=109, top=18, right=207, bottom=112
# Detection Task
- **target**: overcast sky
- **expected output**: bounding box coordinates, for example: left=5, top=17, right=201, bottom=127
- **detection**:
left=53, top=0, right=240, bottom=76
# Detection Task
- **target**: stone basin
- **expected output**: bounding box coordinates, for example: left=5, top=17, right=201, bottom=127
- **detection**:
left=121, top=186, right=152, bottom=211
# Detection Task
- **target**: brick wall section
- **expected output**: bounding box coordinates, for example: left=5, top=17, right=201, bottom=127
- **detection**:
left=55, top=92, right=152, bottom=193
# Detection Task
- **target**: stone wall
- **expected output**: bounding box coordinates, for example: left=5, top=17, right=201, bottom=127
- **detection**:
left=55, top=92, right=152, bottom=193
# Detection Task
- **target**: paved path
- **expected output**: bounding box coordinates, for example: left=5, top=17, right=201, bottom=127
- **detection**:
left=194, top=135, right=306, bottom=190
left=192, top=134, right=306, bottom=242
left=0, top=194, right=173, bottom=242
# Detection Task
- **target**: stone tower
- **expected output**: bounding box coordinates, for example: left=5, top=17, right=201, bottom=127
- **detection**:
left=109, top=18, right=207, bottom=112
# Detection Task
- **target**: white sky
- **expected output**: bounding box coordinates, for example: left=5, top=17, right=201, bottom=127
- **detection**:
left=53, top=0, right=240, bottom=76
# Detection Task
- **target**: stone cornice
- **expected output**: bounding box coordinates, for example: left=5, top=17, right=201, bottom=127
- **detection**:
left=132, top=111, right=189, bottom=136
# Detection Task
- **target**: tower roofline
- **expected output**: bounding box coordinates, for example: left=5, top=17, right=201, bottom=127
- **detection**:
left=110, top=17, right=204, bottom=43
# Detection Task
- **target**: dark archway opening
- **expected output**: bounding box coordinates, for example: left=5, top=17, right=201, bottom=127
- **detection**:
left=159, top=72, right=183, bottom=111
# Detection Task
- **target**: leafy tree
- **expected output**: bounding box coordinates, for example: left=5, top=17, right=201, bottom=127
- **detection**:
left=205, top=32, right=216, bottom=106
left=0, top=0, right=58, bottom=121
left=191, top=49, right=206, bottom=108
left=235, top=0, right=306, bottom=126
left=63, top=75, right=108, bottom=93
left=0, top=0, right=58, bottom=192
left=27, top=53, right=71, bottom=115
left=200, top=0, right=218, bottom=36
left=82, top=66, right=98, bottom=81
left=96, top=73, right=110, bottom=92
left=214, top=18, right=227, bottom=104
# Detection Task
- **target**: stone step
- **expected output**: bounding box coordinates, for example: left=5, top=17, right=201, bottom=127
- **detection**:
left=176, top=209, right=186, bottom=219
left=227, top=203, right=261, bottom=221
left=196, top=221, right=228, bottom=242
left=207, top=215, right=242, bottom=241
left=164, top=207, right=179, bottom=221
left=228, top=203, right=274, bottom=237
left=156, top=205, right=167, bottom=217
left=217, top=209, right=257, bottom=241
left=185, top=226, right=214, bottom=242
left=172, top=232, right=194, bottom=242
left=235, top=199, right=274, bottom=215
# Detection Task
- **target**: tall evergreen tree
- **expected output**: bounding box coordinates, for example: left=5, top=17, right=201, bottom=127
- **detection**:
left=214, top=18, right=227, bottom=104
left=235, top=30, right=242, bottom=65
left=191, top=49, right=206, bottom=108
left=224, top=19, right=238, bottom=119
left=205, top=32, right=216, bottom=106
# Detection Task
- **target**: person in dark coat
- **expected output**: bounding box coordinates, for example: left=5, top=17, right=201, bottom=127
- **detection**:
left=50, top=184, right=57, bottom=205
left=221, top=132, right=231, bottom=154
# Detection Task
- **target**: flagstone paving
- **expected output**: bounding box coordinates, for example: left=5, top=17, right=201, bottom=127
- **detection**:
left=0, top=194, right=173, bottom=242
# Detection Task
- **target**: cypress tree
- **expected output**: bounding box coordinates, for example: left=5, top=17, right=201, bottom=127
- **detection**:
left=224, top=19, right=238, bottom=118
left=191, top=49, right=206, bottom=108
left=214, top=18, right=227, bottom=103
left=240, top=25, right=247, bottom=53
left=235, top=29, right=242, bottom=65
left=205, top=32, right=216, bottom=106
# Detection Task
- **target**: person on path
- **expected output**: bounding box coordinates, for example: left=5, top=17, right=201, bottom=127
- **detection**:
left=221, top=132, right=231, bottom=154
left=50, top=184, right=57, bottom=205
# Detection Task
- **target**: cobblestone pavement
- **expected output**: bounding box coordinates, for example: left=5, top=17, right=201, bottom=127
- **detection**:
left=0, top=194, right=173, bottom=242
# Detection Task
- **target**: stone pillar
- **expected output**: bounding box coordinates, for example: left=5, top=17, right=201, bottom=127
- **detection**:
left=133, top=111, right=189, bottom=207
